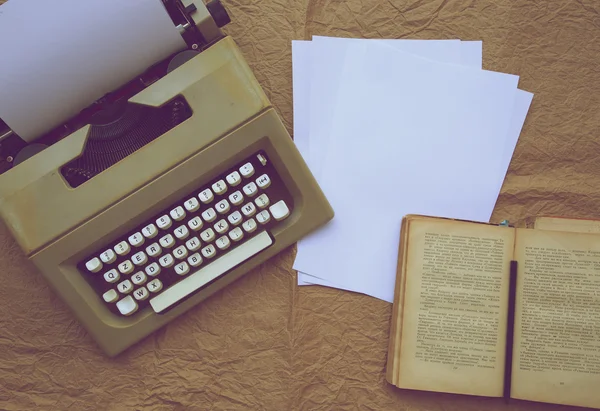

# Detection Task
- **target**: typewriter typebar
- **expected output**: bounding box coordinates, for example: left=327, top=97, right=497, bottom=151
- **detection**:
left=79, top=151, right=292, bottom=316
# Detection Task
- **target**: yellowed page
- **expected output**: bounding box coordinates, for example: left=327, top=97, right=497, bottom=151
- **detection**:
left=534, top=216, right=600, bottom=233
left=386, top=216, right=411, bottom=385
left=398, top=218, right=514, bottom=397
left=512, top=229, right=600, bottom=408
left=387, top=215, right=434, bottom=386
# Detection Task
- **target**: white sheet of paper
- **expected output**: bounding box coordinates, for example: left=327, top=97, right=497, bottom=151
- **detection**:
left=306, top=36, right=464, bottom=179
left=460, top=40, right=483, bottom=69
left=502, top=90, right=534, bottom=172
left=292, top=40, right=312, bottom=160
left=298, top=89, right=534, bottom=297
left=293, top=41, right=520, bottom=302
left=293, top=37, right=471, bottom=288
left=293, top=37, right=482, bottom=290
left=0, top=0, right=186, bottom=142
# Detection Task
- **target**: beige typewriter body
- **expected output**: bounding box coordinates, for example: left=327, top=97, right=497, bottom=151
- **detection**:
left=0, top=6, right=332, bottom=356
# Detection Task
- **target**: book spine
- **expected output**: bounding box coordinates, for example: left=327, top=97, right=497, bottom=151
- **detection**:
left=503, top=260, right=518, bottom=402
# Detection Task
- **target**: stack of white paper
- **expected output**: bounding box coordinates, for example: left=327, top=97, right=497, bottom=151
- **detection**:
left=291, top=36, right=534, bottom=303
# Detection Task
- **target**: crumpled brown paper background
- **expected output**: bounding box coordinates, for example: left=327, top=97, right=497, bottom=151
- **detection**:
left=1, top=0, right=600, bottom=410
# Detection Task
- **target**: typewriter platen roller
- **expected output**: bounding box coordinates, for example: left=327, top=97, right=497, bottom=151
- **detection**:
left=0, top=0, right=333, bottom=356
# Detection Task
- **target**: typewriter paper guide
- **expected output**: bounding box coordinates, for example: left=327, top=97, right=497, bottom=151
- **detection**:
left=0, top=0, right=186, bottom=142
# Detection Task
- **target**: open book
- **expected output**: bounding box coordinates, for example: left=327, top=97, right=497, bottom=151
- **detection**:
left=386, top=214, right=600, bottom=409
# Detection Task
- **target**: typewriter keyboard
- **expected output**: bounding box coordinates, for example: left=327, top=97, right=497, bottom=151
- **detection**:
left=78, top=151, right=293, bottom=316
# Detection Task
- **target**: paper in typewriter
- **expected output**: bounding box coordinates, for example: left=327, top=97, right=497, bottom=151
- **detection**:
left=0, top=0, right=187, bottom=142
left=293, top=41, right=523, bottom=302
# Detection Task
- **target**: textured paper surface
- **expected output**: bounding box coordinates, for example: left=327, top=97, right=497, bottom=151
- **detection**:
left=0, top=0, right=599, bottom=410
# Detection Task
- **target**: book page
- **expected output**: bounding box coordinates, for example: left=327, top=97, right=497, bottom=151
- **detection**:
left=386, top=217, right=411, bottom=385
left=512, top=229, right=600, bottom=408
left=387, top=215, right=429, bottom=385
left=533, top=216, right=600, bottom=233
left=397, top=218, right=514, bottom=397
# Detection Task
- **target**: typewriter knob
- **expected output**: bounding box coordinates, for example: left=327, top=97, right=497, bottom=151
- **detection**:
left=13, top=143, right=48, bottom=166
left=206, top=0, right=231, bottom=28
left=167, top=50, right=199, bottom=73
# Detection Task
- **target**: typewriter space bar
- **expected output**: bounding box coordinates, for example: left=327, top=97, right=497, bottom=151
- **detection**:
left=150, top=231, right=273, bottom=313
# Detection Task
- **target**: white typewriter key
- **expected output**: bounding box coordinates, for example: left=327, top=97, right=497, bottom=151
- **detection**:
left=199, top=188, right=214, bottom=204
left=226, top=171, right=241, bottom=186
left=128, top=232, right=145, bottom=247
left=174, top=225, right=189, bottom=240
left=185, top=237, right=201, bottom=252
left=133, top=287, right=149, bottom=301
left=229, top=227, right=244, bottom=242
left=156, top=215, right=172, bottom=230
left=114, top=241, right=131, bottom=256
left=104, top=269, right=120, bottom=283
left=159, top=234, right=175, bottom=248
left=257, top=153, right=268, bottom=166
left=256, top=174, right=271, bottom=189
left=269, top=200, right=291, bottom=221
left=132, top=251, right=148, bottom=266
left=201, top=244, right=217, bottom=259
left=214, top=219, right=229, bottom=234
left=188, top=216, right=204, bottom=231
left=187, top=253, right=203, bottom=267
left=142, top=223, right=158, bottom=239
left=100, top=249, right=117, bottom=264
left=255, top=194, right=270, bottom=209
left=241, top=202, right=256, bottom=217
left=200, top=228, right=216, bottom=242
left=240, top=162, right=255, bottom=178
left=228, top=190, right=244, bottom=206
left=146, top=242, right=162, bottom=258
left=175, top=262, right=190, bottom=276
left=173, top=245, right=188, bottom=260
left=147, top=279, right=163, bottom=293
left=116, top=296, right=138, bottom=316
left=118, top=260, right=134, bottom=275
left=102, top=289, right=118, bottom=303
left=243, top=182, right=258, bottom=197
left=85, top=257, right=103, bottom=273
left=131, top=271, right=147, bottom=285
left=257, top=210, right=271, bottom=225
left=201, top=207, right=217, bottom=222
left=159, top=253, right=174, bottom=268
left=212, top=179, right=228, bottom=195
left=145, top=262, right=161, bottom=277
left=117, top=279, right=133, bottom=294
left=243, top=218, right=257, bottom=233
left=170, top=206, right=186, bottom=221
left=216, top=236, right=231, bottom=250
left=184, top=197, right=200, bottom=212
left=216, top=199, right=230, bottom=214
left=228, top=211, right=243, bottom=226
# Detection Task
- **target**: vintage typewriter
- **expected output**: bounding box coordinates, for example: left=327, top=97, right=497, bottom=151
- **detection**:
left=0, top=0, right=332, bottom=356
